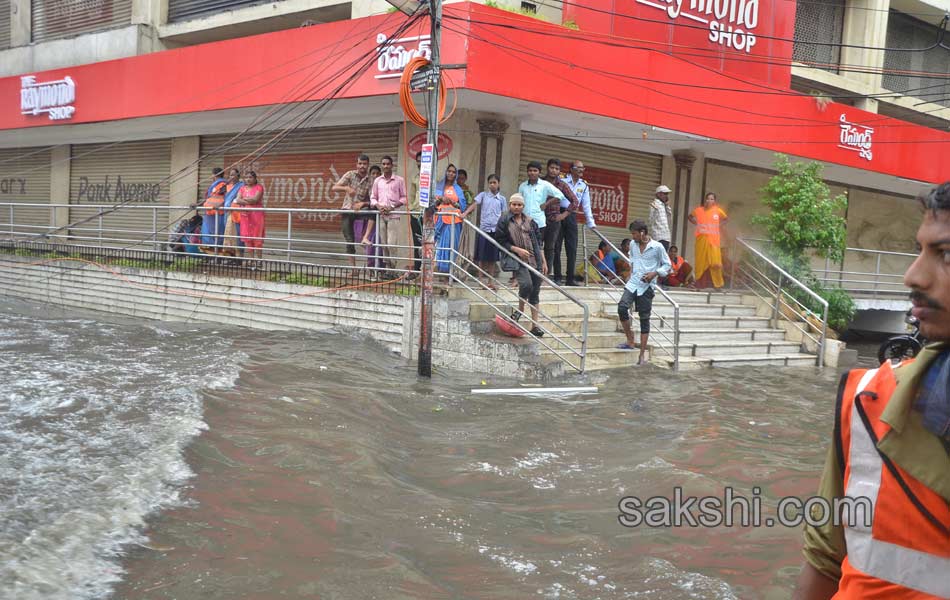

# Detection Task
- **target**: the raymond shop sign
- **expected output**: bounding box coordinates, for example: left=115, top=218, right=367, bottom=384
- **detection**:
left=571, top=165, right=630, bottom=228
left=75, top=175, right=162, bottom=203
left=228, top=152, right=354, bottom=233
left=561, top=0, right=795, bottom=87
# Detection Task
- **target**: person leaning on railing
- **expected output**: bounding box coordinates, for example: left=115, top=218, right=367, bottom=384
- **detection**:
left=494, top=193, right=547, bottom=337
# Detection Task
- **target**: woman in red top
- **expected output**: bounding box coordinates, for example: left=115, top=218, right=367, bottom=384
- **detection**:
left=234, top=171, right=265, bottom=266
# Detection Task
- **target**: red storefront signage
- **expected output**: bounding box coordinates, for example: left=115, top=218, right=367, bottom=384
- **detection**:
left=561, top=0, right=794, bottom=88
left=406, top=132, right=452, bottom=160
left=573, top=165, right=630, bottom=228
left=229, top=152, right=354, bottom=233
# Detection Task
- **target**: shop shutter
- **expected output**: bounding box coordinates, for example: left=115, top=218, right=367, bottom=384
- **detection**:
left=31, top=0, right=132, bottom=44
left=199, top=123, right=399, bottom=264
left=168, top=0, right=269, bottom=23
left=68, top=139, right=171, bottom=248
left=519, top=132, right=662, bottom=247
left=0, top=2, right=11, bottom=50
left=0, top=147, right=53, bottom=237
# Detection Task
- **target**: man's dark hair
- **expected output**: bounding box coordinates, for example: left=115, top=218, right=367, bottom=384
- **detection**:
left=358, top=154, right=370, bottom=163
left=487, top=173, right=499, bottom=182
left=381, top=155, right=393, bottom=164
left=212, top=167, right=224, bottom=176
left=670, top=245, right=679, bottom=252
left=458, top=169, right=468, bottom=178
left=922, top=182, right=950, bottom=214
left=527, top=161, right=542, bottom=171
left=629, top=219, right=648, bottom=233
left=547, top=158, right=561, bottom=168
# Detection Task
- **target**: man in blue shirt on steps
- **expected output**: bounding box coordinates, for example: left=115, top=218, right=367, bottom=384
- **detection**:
left=617, top=219, right=671, bottom=366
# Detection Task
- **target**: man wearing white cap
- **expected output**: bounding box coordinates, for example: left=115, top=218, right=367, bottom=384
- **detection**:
left=649, top=184, right=674, bottom=251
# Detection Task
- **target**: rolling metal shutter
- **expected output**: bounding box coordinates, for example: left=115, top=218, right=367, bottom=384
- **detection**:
left=199, top=123, right=400, bottom=264
left=792, top=0, right=844, bottom=72
left=31, top=0, right=132, bottom=44
left=519, top=132, right=663, bottom=246
left=68, top=139, right=171, bottom=247
left=168, top=0, right=269, bottom=23
left=0, top=147, right=53, bottom=237
left=0, top=2, right=11, bottom=50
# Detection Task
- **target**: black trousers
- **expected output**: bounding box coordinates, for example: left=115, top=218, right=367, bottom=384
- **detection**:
left=542, top=219, right=560, bottom=276
left=410, top=215, right=422, bottom=271
left=553, top=212, right=578, bottom=283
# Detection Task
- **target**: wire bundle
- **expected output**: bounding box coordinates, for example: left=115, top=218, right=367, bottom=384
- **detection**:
left=399, top=56, right=447, bottom=127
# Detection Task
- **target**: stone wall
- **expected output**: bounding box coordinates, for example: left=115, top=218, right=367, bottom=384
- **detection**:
left=0, top=255, right=558, bottom=379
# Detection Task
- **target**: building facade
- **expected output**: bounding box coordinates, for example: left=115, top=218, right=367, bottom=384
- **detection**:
left=0, top=0, right=946, bottom=274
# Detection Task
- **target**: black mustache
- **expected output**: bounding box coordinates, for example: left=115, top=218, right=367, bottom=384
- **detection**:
left=910, top=291, right=944, bottom=310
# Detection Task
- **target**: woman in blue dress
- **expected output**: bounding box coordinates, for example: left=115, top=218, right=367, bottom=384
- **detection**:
left=434, top=164, right=467, bottom=274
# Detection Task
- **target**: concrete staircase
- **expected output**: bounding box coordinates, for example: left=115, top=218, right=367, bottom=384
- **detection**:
left=452, top=285, right=819, bottom=371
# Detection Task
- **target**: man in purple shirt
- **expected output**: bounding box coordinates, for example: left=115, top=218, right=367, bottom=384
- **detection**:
left=542, top=158, right=578, bottom=283
left=370, top=156, right=408, bottom=275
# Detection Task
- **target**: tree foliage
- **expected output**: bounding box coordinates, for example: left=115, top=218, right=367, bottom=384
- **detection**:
left=752, top=155, right=855, bottom=332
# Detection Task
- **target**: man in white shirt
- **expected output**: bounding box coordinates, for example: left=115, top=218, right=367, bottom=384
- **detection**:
left=517, top=161, right=565, bottom=237
left=617, top=219, right=672, bottom=366
left=649, top=184, right=674, bottom=251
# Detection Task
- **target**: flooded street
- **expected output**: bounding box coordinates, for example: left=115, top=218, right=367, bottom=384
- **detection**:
left=1, top=298, right=868, bottom=599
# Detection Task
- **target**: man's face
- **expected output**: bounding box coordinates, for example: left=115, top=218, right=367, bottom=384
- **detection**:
left=905, top=210, right=950, bottom=341
left=357, top=158, right=368, bottom=176
left=381, top=159, right=393, bottom=177
left=658, top=191, right=669, bottom=203
left=509, top=199, right=524, bottom=215
left=489, top=178, right=499, bottom=193
left=547, top=164, right=560, bottom=178
left=630, top=229, right=645, bottom=243
left=571, top=162, right=585, bottom=179
left=527, top=167, right=540, bottom=183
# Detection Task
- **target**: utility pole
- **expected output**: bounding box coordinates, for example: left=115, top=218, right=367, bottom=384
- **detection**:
left=417, top=0, right=442, bottom=377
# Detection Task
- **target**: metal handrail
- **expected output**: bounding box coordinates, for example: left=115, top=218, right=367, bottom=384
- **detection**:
left=583, top=225, right=680, bottom=371
left=734, top=237, right=828, bottom=366
left=447, top=217, right=589, bottom=373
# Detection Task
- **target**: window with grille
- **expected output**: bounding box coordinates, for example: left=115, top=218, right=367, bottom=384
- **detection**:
left=793, top=0, right=845, bottom=72
left=883, top=11, right=950, bottom=109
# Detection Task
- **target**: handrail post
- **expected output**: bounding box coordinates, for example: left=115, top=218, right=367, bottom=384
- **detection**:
left=152, top=207, right=158, bottom=253
left=673, top=305, right=680, bottom=371
left=729, top=237, right=738, bottom=290
left=286, top=212, right=292, bottom=263
left=771, top=273, right=783, bottom=325
left=874, top=253, right=881, bottom=299
left=449, top=218, right=456, bottom=288
left=98, top=214, right=103, bottom=245
left=581, top=304, right=589, bottom=372
left=581, top=225, right=588, bottom=287
left=819, top=302, right=829, bottom=367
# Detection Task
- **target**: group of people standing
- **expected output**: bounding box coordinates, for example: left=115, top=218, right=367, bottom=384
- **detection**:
left=200, top=167, right=266, bottom=264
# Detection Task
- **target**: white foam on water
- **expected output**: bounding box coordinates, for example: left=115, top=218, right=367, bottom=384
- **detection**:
left=639, top=557, right=737, bottom=599
left=0, top=304, right=242, bottom=600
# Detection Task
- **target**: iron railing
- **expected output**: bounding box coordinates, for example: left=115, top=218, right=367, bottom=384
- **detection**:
left=731, top=238, right=829, bottom=366
left=580, top=225, right=681, bottom=370
left=0, top=202, right=592, bottom=373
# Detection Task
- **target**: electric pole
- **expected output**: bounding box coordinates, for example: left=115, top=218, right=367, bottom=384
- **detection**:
left=417, top=0, right=441, bottom=377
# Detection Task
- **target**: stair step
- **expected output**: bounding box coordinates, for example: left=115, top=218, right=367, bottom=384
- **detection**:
left=657, top=353, right=819, bottom=369
left=618, top=315, right=774, bottom=330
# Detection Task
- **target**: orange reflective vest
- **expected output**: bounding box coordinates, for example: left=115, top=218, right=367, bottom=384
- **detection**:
left=203, top=182, right=226, bottom=215
left=439, top=185, right=462, bottom=225
left=833, top=361, right=950, bottom=599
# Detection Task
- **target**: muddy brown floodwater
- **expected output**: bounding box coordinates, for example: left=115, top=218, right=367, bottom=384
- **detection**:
left=108, top=329, right=874, bottom=600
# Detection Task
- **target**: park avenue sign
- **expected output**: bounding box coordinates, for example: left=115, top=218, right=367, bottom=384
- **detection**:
left=20, top=75, right=76, bottom=121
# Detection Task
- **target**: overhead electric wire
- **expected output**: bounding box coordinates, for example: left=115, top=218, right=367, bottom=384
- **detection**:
left=441, top=19, right=950, bottom=132
left=522, top=0, right=950, bottom=53
left=6, top=13, right=425, bottom=245
left=0, top=11, right=406, bottom=173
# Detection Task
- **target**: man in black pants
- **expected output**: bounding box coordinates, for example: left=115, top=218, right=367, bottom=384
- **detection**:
left=556, top=160, right=592, bottom=286
left=541, top=158, right=578, bottom=284
left=617, top=220, right=671, bottom=366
